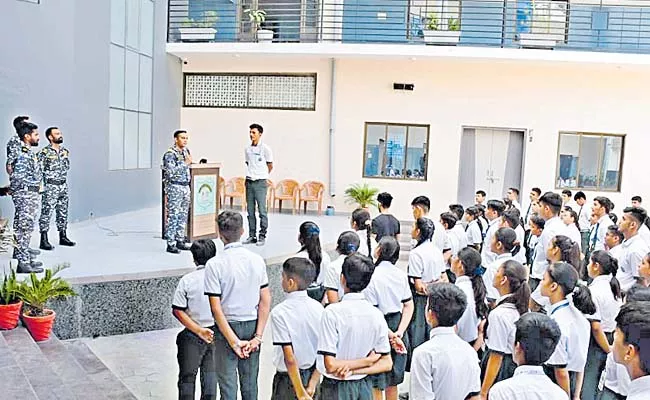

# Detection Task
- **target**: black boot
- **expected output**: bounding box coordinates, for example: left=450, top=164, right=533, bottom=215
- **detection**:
left=166, top=244, right=180, bottom=254
left=17, top=262, right=44, bottom=274
left=176, top=240, right=191, bottom=251
left=40, top=232, right=54, bottom=251
left=59, top=231, right=76, bottom=246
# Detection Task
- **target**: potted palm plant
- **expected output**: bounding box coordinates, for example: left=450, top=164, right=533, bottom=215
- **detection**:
left=344, top=183, right=379, bottom=210
left=0, top=270, right=21, bottom=330
left=178, top=10, right=218, bottom=42
left=245, top=8, right=273, bottom=42
left=423, top=12, right=461, bottom=45
left=17, top=264, right=75, bottom=341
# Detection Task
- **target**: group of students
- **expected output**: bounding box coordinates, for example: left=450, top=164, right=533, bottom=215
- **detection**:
left=170, top=188, right=650, bottom=400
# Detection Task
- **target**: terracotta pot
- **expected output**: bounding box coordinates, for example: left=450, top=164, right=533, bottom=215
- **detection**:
left=0, top=301, right=23, bottom=330
left=22, top=309, right=56, bottom=342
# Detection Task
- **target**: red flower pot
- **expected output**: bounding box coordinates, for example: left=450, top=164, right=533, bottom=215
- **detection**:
left=0, top=301, right=23, bottom=330
left=22, top=309, right=56, bottom=342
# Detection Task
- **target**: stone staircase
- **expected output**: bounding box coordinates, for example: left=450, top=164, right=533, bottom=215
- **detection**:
left=0, top=327, right=137, bottom=400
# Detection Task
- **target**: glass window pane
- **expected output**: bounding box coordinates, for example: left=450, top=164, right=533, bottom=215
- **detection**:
left=406, top=126, right=428, bottom=180
left=109, top=44, right=125, bottom=109
left=363, top=125, right=386, bottom=178
left=138, top=113, right=152, bottom=169
left=125, top=49, right=139, bottom=111
left=577, top=136, right=601, bottom=189
left=126, top=0, right=140, bottom=50
left=124, top=111, right=139, bottom=169
left=111, top=0, right=126, bottom=45
left=557, top=133, right=580, bottom=188
left=385, top=125, right=407, bottom=178
left=109, top=109, right=125, bottom=170
left=138, top=55, right=152, bottom=112
left=139, top=0, right=154, bottom=55
left=599, top=136, right=623, bottom=190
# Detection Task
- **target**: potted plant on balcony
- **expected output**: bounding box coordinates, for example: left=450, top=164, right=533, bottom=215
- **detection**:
left=0, top=270, right=21, bottom=330
left=344, top=183, right=379, bottom=210
left=178, top=10, right=218, bottom=42
left=423, top=13, right=461, bottom=45
left=17, top=264, right=75, bottom=342
left=245, top=8, right=273, bottom=43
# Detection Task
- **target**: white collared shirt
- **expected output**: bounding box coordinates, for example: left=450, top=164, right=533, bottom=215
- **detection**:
left=271, top=290, right=323, bottom=372
left=466, top=219, right=483, bottom=246
left=628, top=375, right=650, bottom=400
left=296, top=250, right=332, bottom=285
left=618, top=234, right=650, bottom=292
left=514, top=225, right=526, bottom=264
left=317, top=293, right=390, bottom=380
left=433, top=219, right=451, bottom=252
left=408, top=240, right=446, bottom=283
left=410, top=326, right=481, bottom=400
left=590, top=214, right=615, bottom=252
left=587, top=274, right=622, bottom=333
left=204, top=242, right=269, bottom=322
left=484, top=254, right=514, bottom=301
left=447, top=223, right=469, bottom=256
left=512, top=200, right=521, bottom=213
left=482, top=218, right=501, bottom=265
left=485, top=297, right=520, bottom=354
left=172, top=267, right=214, bottom=327
left=577, top=204, right=591, bottom=232
left=356, top=229, right=372, bottom=258
left=600, top=351, right=631, bottom=396
left=609, top=244, right=624, bottom=261
left=639, top=224, right=650, bottom=247
left=244, top=142, right=273, bottom=180
left=489, top=365, right=568, bottom=400
left=324, top=254, right=346, bottom=300
left=532, top=216, right=568, bottom=280
left=545, top=299, right=591, bottom=372
left=565, top=224, right=583, bottom=251
left=455, top=275, right=480, bottom=343
left=363, top=261, right=411, bottom=315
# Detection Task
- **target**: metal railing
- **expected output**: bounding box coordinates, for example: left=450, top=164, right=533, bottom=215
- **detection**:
left=168, top=0, right=650, bottom=54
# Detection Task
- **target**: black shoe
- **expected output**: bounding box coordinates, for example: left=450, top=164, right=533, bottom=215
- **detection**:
left=40, top=232, right=54, bottom=251
left=28, top=248, right=41, bottom=256
left=242, top=237, right=257, bottom=245
left=176, top=241, right=191, bottom=251
left=256, top=237, right=266, bottom=246
left=166, top=244, right=180, bottom=254
left=59, top=231, right=76, bottom=247
left=17, top=262, right=44, bottom=274
left=30, top=260, right=43, bottom=268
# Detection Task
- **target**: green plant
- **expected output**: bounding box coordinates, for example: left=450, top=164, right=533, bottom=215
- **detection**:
left=425, top=12, right=439, bottom=30
left=180, top=10, right=218, bottom=29
left=344, top=184, right=379, bottom=209
left=245, top=8, right=267, bottom=29
left=448, top=17, right=460, bottom=31
left=0, top=269, right=19, bottom=305
left=17, top=264, right=75, bottom=317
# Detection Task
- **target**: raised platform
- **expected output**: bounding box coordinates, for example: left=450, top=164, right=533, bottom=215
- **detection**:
left=0, top=207, right=349, bottom=339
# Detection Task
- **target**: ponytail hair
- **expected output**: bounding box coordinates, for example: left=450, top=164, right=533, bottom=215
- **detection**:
left=553, top=235, right=582, bottom=277
left=565, top=208, right=580, bottom=231
left=548, top=262, right=597, bottom=315
left=458, top=247, right=488, bottom=320
left=494, top=227, right=521, bottom=255
left=414, top=217, right=435, bottom=248
left=375, top=236, right=400, bottom=266
left=299, top=221, right=323, bottom=279
left=336, top=231, right=360, bottom=256
left=499, top=260, right=530, bottom=315
left=590, top=250, right=622, bottom=300
left=466, top=206, right=483, bottom=233
left=352, top=208, right=372, bottom=257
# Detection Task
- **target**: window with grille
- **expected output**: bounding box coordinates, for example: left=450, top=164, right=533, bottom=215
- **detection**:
left=183, top=73, right=317, bottom=111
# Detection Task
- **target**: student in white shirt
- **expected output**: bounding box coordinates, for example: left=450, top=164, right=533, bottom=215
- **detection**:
left=270, top=257, right=323, bottom=399
left=489, top=313, right=568, bottom=400
left=526, top=215, right=545, bottom=276
left=605, top=225, right=624, bottom=261
left=411, top=196, right=451, bottom=257
left=172, top=239, right=218, bottom=400
left=531, top=192, right=568, bottom=295
left=243, top=123, right=273, bottom=246
left=480, top=260, right=531, bottom=397
left=581, top=250, right=623, bottom=399
left=574, top=191, right=591, bottom=251
left=590, top=196, right=616, bottom=254
left=410, top=282, right=481, bottom=400
left=317, top=254, right=393, bottom=399
left=507, top=187, right=522, bottom=213
left=612, top=301, right=650, bottom=400
left=540, top=262, right=595, bottom=398
left=440, top=211, right=468, bottom=258
left=500, top=208, right=527, bottom=265
left=618, top=207, right=650, bottom=291
left=204, top=211, right=271, bottom=400
left=351, top=208, right=373, bottom=258
left=464, top=206, right=484, bottom=252
left=364, top=237, right=413, bottom=400
left=324, top=231, right=360, bottom=304
left=295, top=221, right=331, bottom=302
left=482, top=199, right=506, bottom=266
left=631, top=195, right=643, bottom=209
left=406, top=218, right=445, bottom=371
left=477, top=204, right=490, bottom=237
left=561, top=189, right=576, bottom=211
left=561, top=207, right=583, bottom=252
left=450, top=247, right=488, bottom=346
left=484, top=227, right=519, bottom=302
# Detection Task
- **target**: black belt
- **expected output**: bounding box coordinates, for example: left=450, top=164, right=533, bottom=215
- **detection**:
left=45, top=179, right=66, bottom=185
left=169, top=181, right=190, bottom=186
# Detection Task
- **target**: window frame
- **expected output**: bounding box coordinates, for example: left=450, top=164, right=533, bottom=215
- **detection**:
left=182, top=72, right=318, bottom=111
left=555, top=131, right=626, bottom=192
left=362, top=122, right=430, bottom=181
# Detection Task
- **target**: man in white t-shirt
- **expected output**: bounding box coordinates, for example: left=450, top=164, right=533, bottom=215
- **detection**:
left=243, top=123, right=273, bottom=246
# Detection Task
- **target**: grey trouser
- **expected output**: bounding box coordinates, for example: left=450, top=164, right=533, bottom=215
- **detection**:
left=245, top=179, right=268, bottom=238
left=212, top=320, right=260, bottom=400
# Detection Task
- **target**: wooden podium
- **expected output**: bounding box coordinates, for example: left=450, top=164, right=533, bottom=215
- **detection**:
left=162, top=163, right=221, bottom=241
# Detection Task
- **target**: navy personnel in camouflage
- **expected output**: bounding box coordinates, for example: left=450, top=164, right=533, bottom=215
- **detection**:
left=38, top=127, right=75, bottom=250
left=162, top=130, right=192, bottom=254
left=11, top=122, right=43, bottom=273
left=6, top=115, right=29, bottom=175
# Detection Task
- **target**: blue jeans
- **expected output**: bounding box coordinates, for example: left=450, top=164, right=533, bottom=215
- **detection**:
left=245, top=179, right=268, bottom=239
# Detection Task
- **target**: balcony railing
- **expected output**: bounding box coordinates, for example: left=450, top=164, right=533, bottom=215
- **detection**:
left=168, top=0, right=650, bottom=54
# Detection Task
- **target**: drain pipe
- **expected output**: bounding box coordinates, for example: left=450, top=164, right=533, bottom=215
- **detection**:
left=328, top=58, right=337, bottom=198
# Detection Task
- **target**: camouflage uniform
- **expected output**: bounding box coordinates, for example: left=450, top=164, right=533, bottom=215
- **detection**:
left=6, top=134, right=21, bottom=170
left=162, top=146, right=190, bottom=246
left=10, top=143, right=42, bottom=265
left=38, top=144, right=70, bottom=232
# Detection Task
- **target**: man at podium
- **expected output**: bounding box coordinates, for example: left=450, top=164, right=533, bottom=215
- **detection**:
left=162, top=130, right=192, bottom=254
